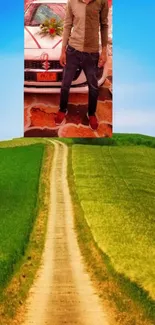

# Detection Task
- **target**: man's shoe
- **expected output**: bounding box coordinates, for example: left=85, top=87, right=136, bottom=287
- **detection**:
left=87, top=114, right=98, bottom=130
left=55, top=111, right=67, bottom=125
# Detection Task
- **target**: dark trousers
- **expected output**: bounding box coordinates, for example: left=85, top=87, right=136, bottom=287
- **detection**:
left=60, top=45, right=99, bottom=116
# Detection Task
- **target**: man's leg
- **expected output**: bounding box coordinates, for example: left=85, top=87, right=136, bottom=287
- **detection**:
left=82, top=52, right=99, bottom=130
left=55, top=46, right=80, bottom=125
left=60, top=48, right=79, bottom=112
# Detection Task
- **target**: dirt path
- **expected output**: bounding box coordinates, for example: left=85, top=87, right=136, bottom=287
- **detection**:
left=22, top=140, right=108, bottom=325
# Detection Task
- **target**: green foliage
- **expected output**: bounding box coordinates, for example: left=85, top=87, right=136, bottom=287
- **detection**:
left=58, top=133, right=155, bottom=148
left=40, top=17, right=63, bottom=37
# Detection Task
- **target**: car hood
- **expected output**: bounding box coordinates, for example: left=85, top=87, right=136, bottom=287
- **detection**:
left=24, top=26, right=62, bottom=50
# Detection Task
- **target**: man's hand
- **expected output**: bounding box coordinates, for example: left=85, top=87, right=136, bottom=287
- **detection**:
left=60, top=47, right=66, bottom=67
left=98, top=47, right=107, bottom=68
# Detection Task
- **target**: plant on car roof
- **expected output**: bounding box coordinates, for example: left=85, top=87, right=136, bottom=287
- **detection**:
left=39, top=17, right=63, bottom=38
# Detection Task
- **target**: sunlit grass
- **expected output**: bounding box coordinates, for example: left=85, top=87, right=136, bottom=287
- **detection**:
left=72, top=145, right=155, bottom=301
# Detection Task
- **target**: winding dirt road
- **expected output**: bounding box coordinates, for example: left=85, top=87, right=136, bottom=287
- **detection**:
left=22, top=141, right=109, bottom=325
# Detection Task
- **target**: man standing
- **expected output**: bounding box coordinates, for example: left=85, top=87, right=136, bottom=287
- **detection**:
left=55, top=0, right=109, bottom=130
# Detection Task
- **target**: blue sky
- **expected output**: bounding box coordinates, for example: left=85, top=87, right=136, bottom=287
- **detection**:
left=0, top=0, right=155, bottom=140
left=113, top=1, right=155, bottom=136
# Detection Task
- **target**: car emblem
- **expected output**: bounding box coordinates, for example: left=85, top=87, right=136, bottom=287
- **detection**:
left=40, top=53, right=50, bottom=70
left=42, top=61, right=50, bottom=70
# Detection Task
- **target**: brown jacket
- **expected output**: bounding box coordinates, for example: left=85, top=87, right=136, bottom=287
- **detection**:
left=62, top=0, right=109, bottom=53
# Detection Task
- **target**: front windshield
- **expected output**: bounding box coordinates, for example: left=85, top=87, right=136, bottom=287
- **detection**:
left=24, top=3, right=66, bottom=26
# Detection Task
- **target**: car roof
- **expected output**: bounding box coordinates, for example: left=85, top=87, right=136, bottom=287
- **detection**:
left=33, top=0, right=67, bottom=3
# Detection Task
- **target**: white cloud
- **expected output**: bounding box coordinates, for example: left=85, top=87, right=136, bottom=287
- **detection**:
left=113, top=82, right=155, bottom=135
left=114, top=110, right=155, bottom=127
left=114, top=82, right=155, bottom=112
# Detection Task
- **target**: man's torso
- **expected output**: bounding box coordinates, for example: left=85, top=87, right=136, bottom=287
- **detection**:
left=68, top=0, right=103, bottom=53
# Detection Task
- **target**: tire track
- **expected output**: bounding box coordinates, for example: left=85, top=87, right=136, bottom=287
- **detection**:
left=22, top=140, right=108, bottom=325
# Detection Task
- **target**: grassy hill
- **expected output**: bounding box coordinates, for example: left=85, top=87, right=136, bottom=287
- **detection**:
left=59, top=133, right=155, bottom=147
left=0, top=134, right=154, bottom=324
left=66, top=133, right=155, bottom=324
left=0, top=139, right=52, bottom=324
left=0, top=144, right=44, bottom=288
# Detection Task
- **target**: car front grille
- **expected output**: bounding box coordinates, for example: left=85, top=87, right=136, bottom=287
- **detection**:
left=24, top=60, right=62, bottom=70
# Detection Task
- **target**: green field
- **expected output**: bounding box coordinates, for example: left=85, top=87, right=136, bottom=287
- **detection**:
left=0, top=135, right=155, bottom=324
left=0, top=143, right=44, bottom=288
left=71, top=144, right=155, bottom=304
